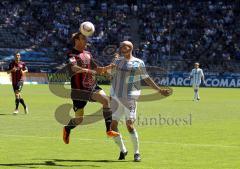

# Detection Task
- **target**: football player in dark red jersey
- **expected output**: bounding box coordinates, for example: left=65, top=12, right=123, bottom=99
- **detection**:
left=7, top=52, right=28, bottom=115
left=63, top=32, right=119, bottom=144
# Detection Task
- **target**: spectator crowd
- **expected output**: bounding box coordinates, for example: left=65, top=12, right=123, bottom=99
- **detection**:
left=0, top=0, right=239, bottom=72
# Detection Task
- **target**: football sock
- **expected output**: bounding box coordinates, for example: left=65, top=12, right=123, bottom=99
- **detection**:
left=19, top=98, right=26, bottom=109
left=103, top=108, right=112, bottom=131
left=15, top=98, right=20, bottom=110
left=113, top=134, right=127, bottom=153
left=65, top=118, right=77, bottom=130
left=129, top=129, right=139, bottom=154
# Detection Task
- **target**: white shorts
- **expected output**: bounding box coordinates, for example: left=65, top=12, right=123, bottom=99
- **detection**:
left=193, top=84, right=200, bottom=90
left=110, top=96, right=137, bottom=122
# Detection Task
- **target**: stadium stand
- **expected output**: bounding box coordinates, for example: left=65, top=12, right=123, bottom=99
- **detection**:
left=0, top=0, right=239, bottom=73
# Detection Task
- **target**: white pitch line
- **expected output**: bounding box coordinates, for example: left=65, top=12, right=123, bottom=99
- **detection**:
left=0, top=134, right=239, bottom=149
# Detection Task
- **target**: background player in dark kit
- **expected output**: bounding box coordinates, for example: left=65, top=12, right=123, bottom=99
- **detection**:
left=7, top=52, right=28, bottom=115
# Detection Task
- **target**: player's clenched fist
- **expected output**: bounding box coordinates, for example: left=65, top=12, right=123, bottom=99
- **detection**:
left=159, top=87, right=173, bottom=96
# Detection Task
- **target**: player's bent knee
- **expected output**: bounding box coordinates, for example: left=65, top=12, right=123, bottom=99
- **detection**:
left=126, top=120, right=135, bottom=133
left=98, top=90, right=107, bottom=96
left=98, top=90, right=110, bottom=102
left=93, top=91, right=110, bottom=107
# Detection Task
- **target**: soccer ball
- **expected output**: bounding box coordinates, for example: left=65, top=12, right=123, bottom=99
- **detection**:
left=80, top=21, right=95, bottom=37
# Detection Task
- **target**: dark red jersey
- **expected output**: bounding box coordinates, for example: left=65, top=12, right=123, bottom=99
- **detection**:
left=67, top=48, right=98, bottom=90
left=8, top=60, right=27, bottom=85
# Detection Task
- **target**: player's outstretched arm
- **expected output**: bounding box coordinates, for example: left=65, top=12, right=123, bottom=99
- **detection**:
left=143, top=77, right=172, bottom=96
left=138, top=62, right=172, bottom=96
left=144, top=77, right=160, bottom=91
left=94, top=52, right=120, bottom=75
left=95, top=64, right=115, bottom=75
left=71, top=65, right=96, bottom=74
left=95, top=52, right=119, bottom=75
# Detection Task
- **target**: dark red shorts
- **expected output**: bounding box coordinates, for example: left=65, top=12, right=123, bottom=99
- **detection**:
left=71, top=85, right=102, bottom=112
left=12, top=81, right=24, bottom=92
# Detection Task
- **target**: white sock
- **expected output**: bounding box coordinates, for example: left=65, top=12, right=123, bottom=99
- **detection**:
left=113, top=134, right=127, bottom=153
left=130, top=129, right=139, bottom=154
left=197, top=90, right=200, bottom=99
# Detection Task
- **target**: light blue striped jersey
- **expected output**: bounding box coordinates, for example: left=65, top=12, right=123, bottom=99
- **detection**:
left=190, top=68, right=204, bottom=85
left=110, top=56, right=149, bottom=100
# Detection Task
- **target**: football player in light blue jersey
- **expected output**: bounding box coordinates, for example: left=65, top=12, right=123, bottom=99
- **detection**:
left=189, top=62, right=205, bottom=101
left=109, top=41, right=172, bottom=162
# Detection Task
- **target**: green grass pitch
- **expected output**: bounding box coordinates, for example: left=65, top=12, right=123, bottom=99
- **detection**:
left=0, top=85, right=239, bottom=169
